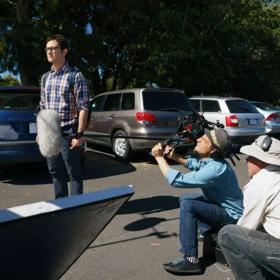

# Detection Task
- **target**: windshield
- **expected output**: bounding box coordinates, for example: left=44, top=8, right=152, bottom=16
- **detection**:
left=0, top=93, right=40, bottom=110
left=143, top=91, right=195, bottom=112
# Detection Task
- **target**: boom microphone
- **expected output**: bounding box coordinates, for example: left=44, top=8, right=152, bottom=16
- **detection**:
left=37, top=109, right=62, bottom=158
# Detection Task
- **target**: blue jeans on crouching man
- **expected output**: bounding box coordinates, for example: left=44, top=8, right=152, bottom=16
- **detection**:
left=47, top=124, right=83, bottom=199
left=179, top=193, right=237, bottom=257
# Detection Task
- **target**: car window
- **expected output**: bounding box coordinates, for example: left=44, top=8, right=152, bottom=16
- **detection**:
left=190, top=100, right=200, bottom=111
left=121, top=92, right=134, bottom=110
left=0, top=93, right=40, bottom=110
left=143, top=91, right=194, bottom=111
left=201, top=100, right=221, bottom=112
left=226, top=100, right=259, bottom=113
left=91, top=95, right=106, bottom=112
left=252, top=102, right=279, bottom=111
left=103, top=93, right=121, bottom=111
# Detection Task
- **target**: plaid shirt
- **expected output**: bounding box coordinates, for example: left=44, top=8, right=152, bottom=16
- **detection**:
left=40, top=63, right=90, bottom=127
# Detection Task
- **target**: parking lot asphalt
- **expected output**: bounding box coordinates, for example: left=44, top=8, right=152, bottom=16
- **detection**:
left=0, top=147, right=250, bottom=280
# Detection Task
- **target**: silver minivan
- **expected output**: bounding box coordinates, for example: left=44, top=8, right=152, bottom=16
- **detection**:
left=190, top=96, right=266, bottom=144
left=85, top=88, right=196, bottom=159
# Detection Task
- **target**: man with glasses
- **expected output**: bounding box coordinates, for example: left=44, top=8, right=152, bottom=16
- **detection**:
left=218, top=135, right=280, bottom=280
left=39, top=34, right=89, bottom=199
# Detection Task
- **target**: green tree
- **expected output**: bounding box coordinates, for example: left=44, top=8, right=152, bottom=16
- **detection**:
left=0, top=0, right=280, bottom=101
left=0, top=75, right=20, bottom=85
left=0, top=0, right=94, bottom=86
left=0, top=0, right=42, bottom=85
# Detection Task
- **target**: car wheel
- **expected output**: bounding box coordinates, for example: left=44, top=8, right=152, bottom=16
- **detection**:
left=112, top=130, right=133, bottom=160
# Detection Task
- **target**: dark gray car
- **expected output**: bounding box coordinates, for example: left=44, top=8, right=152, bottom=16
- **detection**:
left=85, top=88, right=196, bottom=159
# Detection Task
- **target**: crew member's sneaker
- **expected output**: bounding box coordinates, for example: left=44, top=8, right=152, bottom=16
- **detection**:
left=163, top=257, right=203, bottom=275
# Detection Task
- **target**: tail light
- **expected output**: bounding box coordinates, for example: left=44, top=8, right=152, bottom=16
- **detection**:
left=266, top=113, right=279, bottom=121
left=135, top=112, right=157, bottom=123
left=225, top=115, right=239, bottom=127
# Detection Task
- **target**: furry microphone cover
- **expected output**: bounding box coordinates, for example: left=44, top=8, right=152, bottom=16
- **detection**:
left=37, top=110, right=62, bottom=158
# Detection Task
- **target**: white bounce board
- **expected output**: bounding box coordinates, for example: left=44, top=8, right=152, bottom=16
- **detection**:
left=0, top=185, right=134, bottom=279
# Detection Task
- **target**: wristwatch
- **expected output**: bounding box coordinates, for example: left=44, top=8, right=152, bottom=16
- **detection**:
left=75, top=131, right=84, bottom=139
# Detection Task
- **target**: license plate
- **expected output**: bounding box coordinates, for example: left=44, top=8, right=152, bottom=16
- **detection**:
left=249, top=119, right=258, bottom=125
left=29, top=122, right=37, bottom=133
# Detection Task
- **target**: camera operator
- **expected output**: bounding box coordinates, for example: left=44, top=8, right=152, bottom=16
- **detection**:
left=151, top=127, right=243, bottom=275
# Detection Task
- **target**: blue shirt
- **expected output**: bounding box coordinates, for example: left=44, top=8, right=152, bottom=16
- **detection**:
left=40, top=63, right=90, bottom=127
left=166, top=155, right=243, bottom=219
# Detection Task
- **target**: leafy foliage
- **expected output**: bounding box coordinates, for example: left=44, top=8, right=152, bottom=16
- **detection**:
left=0, top=0, right=279, bottom=102
left=0, top=75, right=20, bottom=86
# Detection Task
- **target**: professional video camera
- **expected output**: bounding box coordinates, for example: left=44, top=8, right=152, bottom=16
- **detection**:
left=164, top=113, right=240, bottom=165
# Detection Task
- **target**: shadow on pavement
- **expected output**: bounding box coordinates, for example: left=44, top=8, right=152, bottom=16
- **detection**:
left=89, top=196, right=181, bottom=249
left=118, top=196, right=180, bottom=235
left=0, top=149, right=136, bottom=185
left=0, top=162, right=52, bottom=185
left=89, top=230, right=178, bottom=250
left=124, top=216, right=179, bottom=231
left=83, top=149, right=136, bottom=179
left=118, top=195, right=179, bottom=215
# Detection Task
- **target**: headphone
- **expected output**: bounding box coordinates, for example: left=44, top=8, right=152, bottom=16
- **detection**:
left=257, top=136, right=272, bottom=152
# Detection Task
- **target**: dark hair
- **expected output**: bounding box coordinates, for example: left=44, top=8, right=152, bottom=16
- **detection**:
left=46, top=34, right=69, bottom=50
left=210, top=150, right=225, bottom=160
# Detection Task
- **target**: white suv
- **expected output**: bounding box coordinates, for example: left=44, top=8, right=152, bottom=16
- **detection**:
left=190, top=96, right=266, bottom=144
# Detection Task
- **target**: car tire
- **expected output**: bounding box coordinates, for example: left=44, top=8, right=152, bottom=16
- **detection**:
left=112, top=130, right=133, bottom=160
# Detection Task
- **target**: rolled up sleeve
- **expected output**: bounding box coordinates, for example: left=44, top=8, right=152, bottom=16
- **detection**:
left=166, top=163, right=219, bottom=189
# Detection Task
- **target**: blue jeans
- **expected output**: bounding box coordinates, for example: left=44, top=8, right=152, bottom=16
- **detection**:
left=179, top=193, right=237, bottom=257
left=218, top=224, right=280, bottom=280
left=46, top=125, right=83, bottom=199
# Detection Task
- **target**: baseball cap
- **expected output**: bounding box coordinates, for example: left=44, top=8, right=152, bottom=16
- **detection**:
left=240, top=135, right=280, bottom=166
left=204, top=127, right=231, bottom=152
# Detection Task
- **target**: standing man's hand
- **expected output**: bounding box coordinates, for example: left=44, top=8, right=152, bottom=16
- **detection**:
left=70, top=137, right=84, bottom=149
left=70, top=109, right=88, bottom=150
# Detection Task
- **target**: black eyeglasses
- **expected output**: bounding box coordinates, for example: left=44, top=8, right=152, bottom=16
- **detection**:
left=45, top=47, right=61, bottom=52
